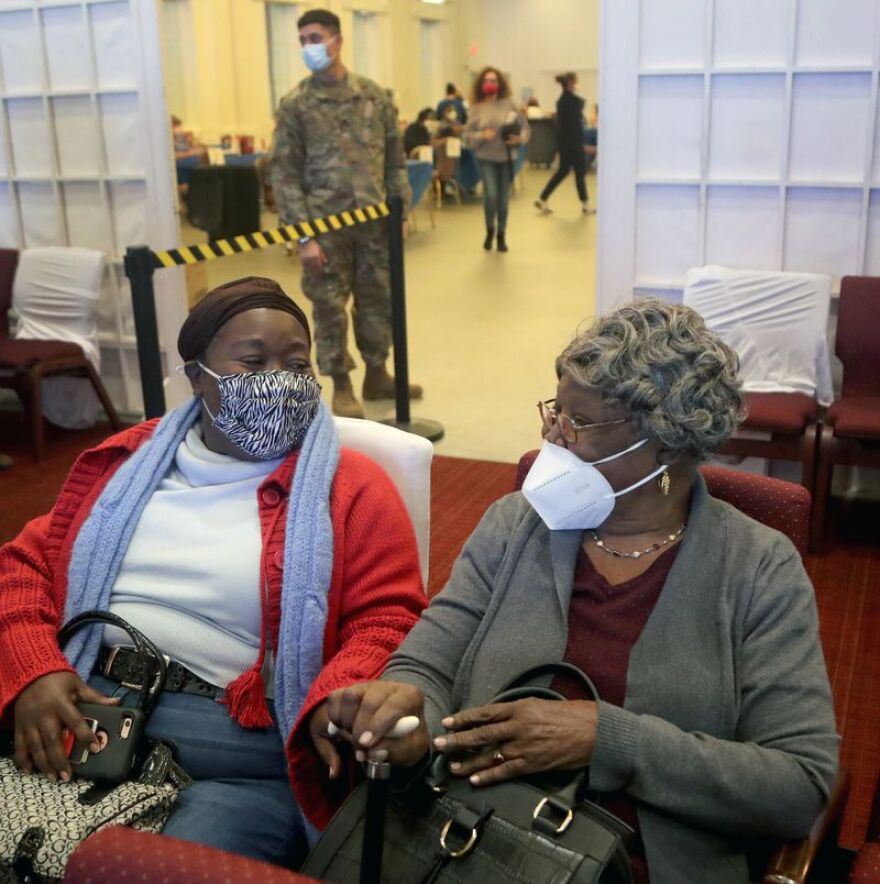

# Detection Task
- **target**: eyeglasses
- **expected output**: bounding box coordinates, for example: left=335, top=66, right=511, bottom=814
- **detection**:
left=537, top=399, right=630, bottom=445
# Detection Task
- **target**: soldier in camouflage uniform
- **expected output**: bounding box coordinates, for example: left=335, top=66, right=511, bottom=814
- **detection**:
left=269, top=7, right=421, bottom=418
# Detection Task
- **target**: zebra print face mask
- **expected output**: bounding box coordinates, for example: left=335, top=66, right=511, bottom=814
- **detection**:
left=197, top=363, right=322, bottom=460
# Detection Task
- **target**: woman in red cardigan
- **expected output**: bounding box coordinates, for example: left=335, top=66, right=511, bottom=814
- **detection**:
left=0, top=277, right=425, bottom=865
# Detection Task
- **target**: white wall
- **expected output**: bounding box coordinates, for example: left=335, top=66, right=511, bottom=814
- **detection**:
left=598, top=0, right=880, bottom=312
left=0, top=0, right=188, bottom=415
left=158, top=0, right=473, bottom=142
left=475, top=0, right=599, bottom=112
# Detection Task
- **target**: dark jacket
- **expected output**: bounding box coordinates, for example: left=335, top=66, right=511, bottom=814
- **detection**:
left=556, top=89, right=586, bottom=156
left=403, top=122, right=431, bottom=157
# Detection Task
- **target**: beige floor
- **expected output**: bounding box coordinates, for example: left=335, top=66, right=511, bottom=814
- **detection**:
left=186, top=166, right=597, bottom=463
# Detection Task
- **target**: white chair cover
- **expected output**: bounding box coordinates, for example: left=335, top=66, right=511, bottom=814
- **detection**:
left=683, top=265, right=833, bottom=406
left=334, top=416, right=433, bottom=587
left=12, top=247, right=106, bottom=429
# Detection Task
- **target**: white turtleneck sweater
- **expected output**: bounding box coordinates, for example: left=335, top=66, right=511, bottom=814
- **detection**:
left=104, top=427, right=283, bottom=690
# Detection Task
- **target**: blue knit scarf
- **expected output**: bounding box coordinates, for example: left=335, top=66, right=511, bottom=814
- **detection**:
left=63, top=397, right=340, bottom=741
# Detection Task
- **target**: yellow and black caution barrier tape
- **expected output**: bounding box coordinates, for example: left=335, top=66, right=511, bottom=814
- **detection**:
left=152, top=201, right=390, bottom=269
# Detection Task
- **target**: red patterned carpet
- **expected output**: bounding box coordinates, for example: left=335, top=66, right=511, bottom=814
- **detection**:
left=1, top=410, right=879, bottom=851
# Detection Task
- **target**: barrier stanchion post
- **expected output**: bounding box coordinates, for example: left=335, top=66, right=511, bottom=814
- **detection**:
left=382, top=195, right=444, bottom=442
left=124, top=245, right=166, bottom=419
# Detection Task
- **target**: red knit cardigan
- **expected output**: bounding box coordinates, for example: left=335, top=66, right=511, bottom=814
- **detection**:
left=0, top=421, right=426, bottom=828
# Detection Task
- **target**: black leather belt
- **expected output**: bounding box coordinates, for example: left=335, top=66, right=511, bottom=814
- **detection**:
left=97, top=646, right=223, bottom=700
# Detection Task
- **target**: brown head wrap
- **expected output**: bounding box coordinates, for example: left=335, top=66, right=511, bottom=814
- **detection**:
left=177, top=276, right=311, bottom=362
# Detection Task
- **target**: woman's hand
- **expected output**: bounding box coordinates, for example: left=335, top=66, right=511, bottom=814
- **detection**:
left=505, top=134, right=522, bottom=146
left=13, top=672, right=120, bottom=783
left=433, top=699, right=597, bottom=787
left=309, top=701, right=344, bottom=780
left=326, top=680, right=430, bottom=767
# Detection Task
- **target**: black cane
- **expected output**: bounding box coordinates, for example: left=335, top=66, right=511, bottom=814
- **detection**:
left=360, top=759, right=391, bottom=884
left=326, top=715, right=420, bottom=884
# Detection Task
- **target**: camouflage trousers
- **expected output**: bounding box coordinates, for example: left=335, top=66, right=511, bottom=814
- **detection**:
left=300, top=221, right=390, bottom=376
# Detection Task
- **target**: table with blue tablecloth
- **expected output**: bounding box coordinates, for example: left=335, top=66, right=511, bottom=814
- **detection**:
left=223, top=152, right=267, bottom=166
left=407, top=160, right=433, bottom=210
left=175, top=155, right=203, bottom=186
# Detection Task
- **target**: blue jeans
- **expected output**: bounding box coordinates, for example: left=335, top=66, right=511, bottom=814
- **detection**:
left=479, top=159, right=512, bottom=233
left=89, top=675, right=308, bottom=866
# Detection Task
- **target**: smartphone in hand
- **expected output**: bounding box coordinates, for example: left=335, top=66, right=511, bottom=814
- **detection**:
left=65, top=704, right=145, bottom=783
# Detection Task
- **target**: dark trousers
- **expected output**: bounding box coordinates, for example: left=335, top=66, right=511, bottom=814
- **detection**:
left=540, top=151, right=588, bottom=203
left=479, top=160, right=512, bottom=233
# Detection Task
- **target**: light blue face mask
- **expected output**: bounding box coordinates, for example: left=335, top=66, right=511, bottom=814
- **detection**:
left=302, top=37, right=336, bottom=73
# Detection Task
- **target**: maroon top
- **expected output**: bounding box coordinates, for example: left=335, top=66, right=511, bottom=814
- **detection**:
left=551, top=542, right=682, bottom=884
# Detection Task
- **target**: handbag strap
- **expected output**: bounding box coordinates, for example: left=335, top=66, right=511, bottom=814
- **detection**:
left=496, top=662, right=599, bottom=703
left=58, top=611, right=167, bottom=717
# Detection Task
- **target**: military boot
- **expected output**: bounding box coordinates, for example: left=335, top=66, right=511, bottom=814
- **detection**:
left=331, top=375, right=364, bottom=419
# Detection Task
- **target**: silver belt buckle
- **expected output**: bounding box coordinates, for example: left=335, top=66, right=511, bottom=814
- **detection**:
left=103, top=644, right=169, bottom=691
left=102, top=644, right=136, bottom=683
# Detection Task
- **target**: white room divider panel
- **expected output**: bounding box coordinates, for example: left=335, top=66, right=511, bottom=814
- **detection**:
left=0, top=0, right=187, bottom=415
left=598, top=0, right=880, bottom=312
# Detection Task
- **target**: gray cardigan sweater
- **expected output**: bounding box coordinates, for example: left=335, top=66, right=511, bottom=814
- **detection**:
left=384, top=477, right=839, bottom=884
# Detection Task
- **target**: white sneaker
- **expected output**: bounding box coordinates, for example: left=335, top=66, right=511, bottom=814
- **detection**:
left=582, top=202, right=597, bottom=215
left=534, top=199, right=553, bottom=215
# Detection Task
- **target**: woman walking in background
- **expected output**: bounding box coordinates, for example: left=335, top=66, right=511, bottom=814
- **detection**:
left=535, top=72, right=595, bottom=216
left=467, top=67, right=529, bottom=253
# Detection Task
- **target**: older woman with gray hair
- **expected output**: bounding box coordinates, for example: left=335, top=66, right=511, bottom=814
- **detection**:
left=327, top=298, right=839, bottom=883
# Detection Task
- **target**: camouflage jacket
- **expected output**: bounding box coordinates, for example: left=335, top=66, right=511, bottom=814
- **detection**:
left=269, top=72, right=411, bottom=225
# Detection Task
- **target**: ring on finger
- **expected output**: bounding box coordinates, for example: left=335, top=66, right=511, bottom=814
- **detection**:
left=492, top=749, right=505, bottom=765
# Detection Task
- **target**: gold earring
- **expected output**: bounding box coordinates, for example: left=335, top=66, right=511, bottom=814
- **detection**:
left=659, top=472, right=671, bottom=496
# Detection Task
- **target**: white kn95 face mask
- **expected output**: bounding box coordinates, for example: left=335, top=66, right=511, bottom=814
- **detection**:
left=522, top=439, right=668, bottom=531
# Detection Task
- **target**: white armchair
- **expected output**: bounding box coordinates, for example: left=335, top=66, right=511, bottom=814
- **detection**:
left=334, top=417, right=433, bottom=587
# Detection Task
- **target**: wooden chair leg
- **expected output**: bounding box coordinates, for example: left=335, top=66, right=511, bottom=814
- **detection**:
left=801, top=422, right=819, bottom=500
left=810, top=426, right=834, bottom=553
left=27, top=366, right=45, bottom=461
left=83, top=361, right=122, bottom=429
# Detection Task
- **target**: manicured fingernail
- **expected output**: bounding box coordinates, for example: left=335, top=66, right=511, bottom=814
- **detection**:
left=433, top=737, right=447, bottom=749
left=47, top=774, right=56, bottom=783
left=373, top=749, right=389, bottom=762
left=441, top=717, right=454, bottom=728
left=359, top=731, right=373, bottom=747
left=355, top=750, right=365, bottom=762
left=470, top=774, right=480, bottom=785
left=60, top=770, right=70, bottom=783
left=329, top=765, right=336, bottom=779
left=91, top=743, right=101, bottom=753
left=450, top=761, right=461, bottom=771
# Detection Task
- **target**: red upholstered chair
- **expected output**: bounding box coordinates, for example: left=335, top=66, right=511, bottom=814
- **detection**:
left=514, top=451, right=812, bottom=558
left=718, top=391, right=820, bottom=501
left=811, top=276, right=880, bottom=549
left=682, top=268, right=832, bottom=507
left=0, top=248, right=122, bottom=460
left=0, top=248, right=17, bottom=339
left=63, top=827, right=319, bottom=884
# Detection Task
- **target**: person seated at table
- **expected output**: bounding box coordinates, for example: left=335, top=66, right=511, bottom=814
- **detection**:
left=0, top=276, right=426, bottom=865
left=436, top=82, right=467, bottom=126
left=403, top=108, right=435, bottom=158
left=327, top=297, right=839, bottom=884
left=524, top=96, right=545, bottom=119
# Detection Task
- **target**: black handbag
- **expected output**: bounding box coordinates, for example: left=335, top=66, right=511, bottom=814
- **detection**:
left=0, top=611, right=190, bottom=883
left=302, top=663, right=634, bottom=884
